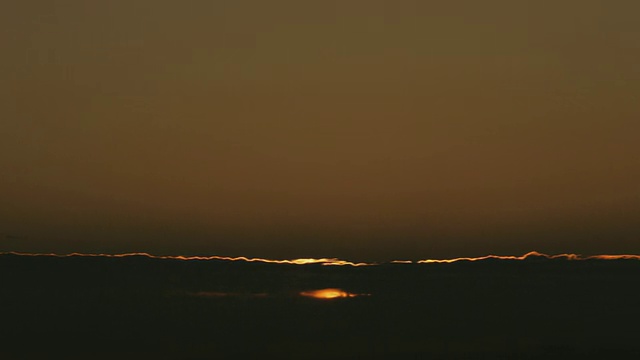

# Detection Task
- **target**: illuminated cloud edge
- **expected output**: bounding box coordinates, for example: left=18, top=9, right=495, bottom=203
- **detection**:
left=2, top=250, right=639, bottom=266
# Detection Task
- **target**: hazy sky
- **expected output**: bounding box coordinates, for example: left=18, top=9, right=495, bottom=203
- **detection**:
left=2, top=1, right=639, bottom=260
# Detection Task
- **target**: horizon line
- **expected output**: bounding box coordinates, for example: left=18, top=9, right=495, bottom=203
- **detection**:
left=2, top=250, right=639, bottom=266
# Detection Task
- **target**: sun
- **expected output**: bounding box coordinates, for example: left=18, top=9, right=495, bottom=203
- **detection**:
left=299, top=288, right=357, bottom=299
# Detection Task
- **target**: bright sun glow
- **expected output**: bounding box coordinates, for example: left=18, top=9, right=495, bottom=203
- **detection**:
left=299, top=288, right=359, bottom=299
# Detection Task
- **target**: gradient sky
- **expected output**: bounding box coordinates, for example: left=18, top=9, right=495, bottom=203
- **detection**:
left=2, top=1, right=639, bottom=261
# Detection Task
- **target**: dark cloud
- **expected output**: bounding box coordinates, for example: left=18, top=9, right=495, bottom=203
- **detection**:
left=2, top=252, right=639, bottom=356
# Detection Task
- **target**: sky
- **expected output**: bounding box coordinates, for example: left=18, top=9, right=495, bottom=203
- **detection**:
left=1, top=0, right=639, bottom=261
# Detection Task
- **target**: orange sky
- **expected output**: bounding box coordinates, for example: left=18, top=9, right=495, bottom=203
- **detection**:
left=1, top=1, right=639, bottom=261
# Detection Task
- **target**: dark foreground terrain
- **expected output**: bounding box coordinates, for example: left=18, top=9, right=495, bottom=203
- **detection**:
left=1, top=253, right=639, bottom=359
